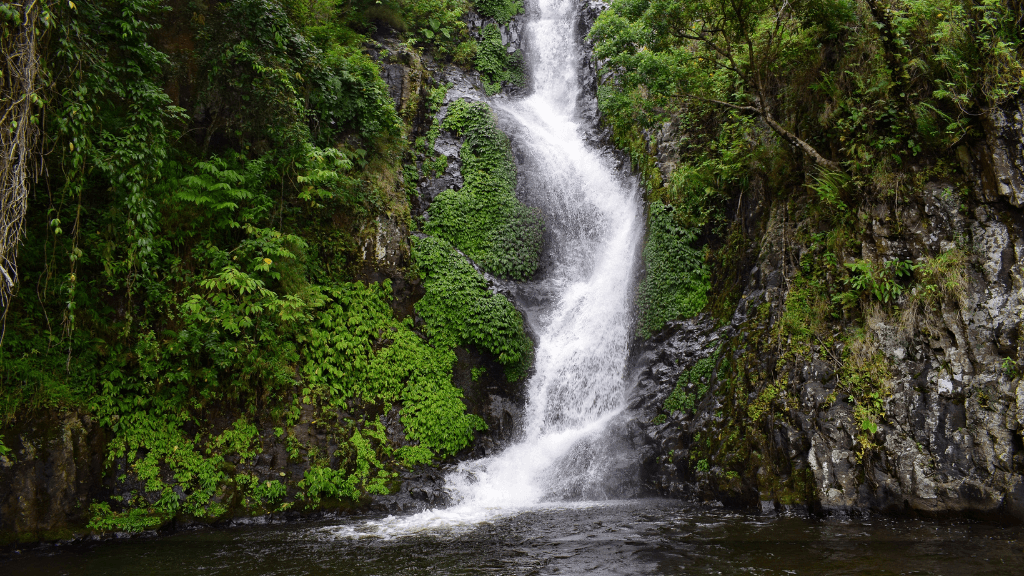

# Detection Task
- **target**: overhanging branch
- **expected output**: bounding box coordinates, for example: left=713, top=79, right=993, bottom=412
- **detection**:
left=701, top=98, right=839, bottom=170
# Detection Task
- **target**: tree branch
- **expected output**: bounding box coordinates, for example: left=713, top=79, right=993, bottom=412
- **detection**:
left=697, top=98, right=839, bottom=170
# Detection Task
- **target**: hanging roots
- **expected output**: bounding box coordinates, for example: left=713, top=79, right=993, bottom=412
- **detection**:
left=0, top=1, right=43, bottom=309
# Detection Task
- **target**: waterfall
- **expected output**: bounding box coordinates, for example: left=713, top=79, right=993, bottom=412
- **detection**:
left=439, top=0, right=642, bottom=508
left=335, top=0, right=643, bottom=536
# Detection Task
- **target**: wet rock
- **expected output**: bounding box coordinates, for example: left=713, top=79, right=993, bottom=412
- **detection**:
left=980, top=97, right=1024, bottom=206
left=371, top=466, right=450, bottom=513
left=625, top=170, right=1024, bottom=519
left=0, top=413, right=107, bottom=544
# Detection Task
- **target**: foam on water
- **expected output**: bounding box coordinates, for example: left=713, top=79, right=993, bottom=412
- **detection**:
left=329, top=0, right=643, bottom=537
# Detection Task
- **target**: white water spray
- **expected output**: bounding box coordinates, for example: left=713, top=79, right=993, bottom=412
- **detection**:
left=330, top=0, right=643, bottom=537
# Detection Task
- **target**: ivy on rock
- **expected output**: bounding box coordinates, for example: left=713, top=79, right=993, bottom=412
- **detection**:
left=426, top=99, right=542, bottom=280
left=474, top=24, right=526, bottom=95
left=412, top=235, right=533, bottom=382
left=301, top=281, right=487, bottom=458
left=637, top=202, right=710, bottom=338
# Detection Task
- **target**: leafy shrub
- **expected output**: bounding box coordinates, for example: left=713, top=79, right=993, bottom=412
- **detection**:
left=235, top=474, right=288, bottom=509
left=473, top=0, right=524, bottom=24
left=300, top=281, right=486, bottom=456
left=299, top=425, right=394, bottom=505
left=842, top=258, right=915, bottom=305
left=400, top=0, right=471, bottom=58
left=412, top=235, right=533, bottom=381
left=426, top=99, right=543, bottom=280
left=87, top=502, right=168, bottom=533
left=637, top=202, right=710, bottom=338
left=474, top=24, right=526, bottom=95
left=97, top=411, right=233, bottom=524
left=309, top=45, right=401, bottom=144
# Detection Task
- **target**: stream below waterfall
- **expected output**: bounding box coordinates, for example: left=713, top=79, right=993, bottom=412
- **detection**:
left=4, top=500, right=1022, bottom=575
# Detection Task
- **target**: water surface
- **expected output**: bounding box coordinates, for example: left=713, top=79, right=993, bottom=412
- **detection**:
left=4, top=500, right=1020, bottom=575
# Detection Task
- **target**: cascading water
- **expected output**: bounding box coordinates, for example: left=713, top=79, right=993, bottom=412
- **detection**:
left=335, top=0, right=644, bottom=536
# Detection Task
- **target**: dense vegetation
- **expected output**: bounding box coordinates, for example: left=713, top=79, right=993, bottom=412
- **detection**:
left=592, top=0, right=1023, bottom=333
left=591, top=0, right=1022, bottom=491
left=0, top=0, right=532, bottom=533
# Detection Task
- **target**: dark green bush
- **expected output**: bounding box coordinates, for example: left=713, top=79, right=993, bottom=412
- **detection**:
left=412, top=235, right=533, bottom=381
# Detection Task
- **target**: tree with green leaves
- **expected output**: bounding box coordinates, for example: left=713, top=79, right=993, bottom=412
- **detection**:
left=591, top=0, right=844, bottom=169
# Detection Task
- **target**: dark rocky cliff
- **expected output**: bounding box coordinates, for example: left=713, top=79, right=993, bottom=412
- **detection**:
left=572, top=0, right=1024, bottom=520
left=622, top=75, right=1024, bottom=521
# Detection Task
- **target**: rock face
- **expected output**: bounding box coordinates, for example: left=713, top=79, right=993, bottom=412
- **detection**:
left=623, top=96, right=1024, bottom=518
left=574, top=0, right=607, bottom=129
left=980, top=98, right=1024, bottom=208
left=0, top=414, right=108, bottom=544
left=571, top=0, right=1024, bottom=521
left=372, top=466, right=449, bottom=514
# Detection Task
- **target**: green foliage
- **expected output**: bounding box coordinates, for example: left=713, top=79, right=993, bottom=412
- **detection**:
left=210, top=419, right=262, bottom=462
left=87, top=502, right=167, bottom=533
left=417, top=83, right=453, bottom=176
left=886, top=0, right=1024, bottom=112
left=1002, top=358, right=1022, bottom=380
left=309, top=45, right=402, bottom=145
left=474, top=24, right=526, bottom=95
left=299, top=425, right=394, bottom=505
left=98, top=411, right=232, bottom=523
left=473, top=0, right=524, bottom=24
left=235, top=474, right=287, bottom=509
left=299, top=466, right=361, bottom=505
left=663, top=352, right=718, bottom=415
left=426, top=99, right=543, bottom=280
left=781, top=275, right=834, bottom=339
left=44, top=0, right=186, bottom=294
left=910, top=247, right=969, bottom=308
left=296, top=144, right=365, bottom=207
left=839, top=328, right=892, bottom=458
left=300, top=281, right=487, bottom=456
left=400, top=0, right=471, bottom=59
left=400, top=368, right=488, bottom=455
left=412, top=235, right=533, bottom=381
left=396, top=444, right=436, bottom=466
left=860, top=414, right=879, bottom=435
left=748, top=377, right=787, bottom=423
left=842, top=258, right=915, bottom=304
left=637, top=202, right=710, bottom=337
left=658, top=117, right=754, bottom=233
left=808, top=169, right=851, bottom=213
